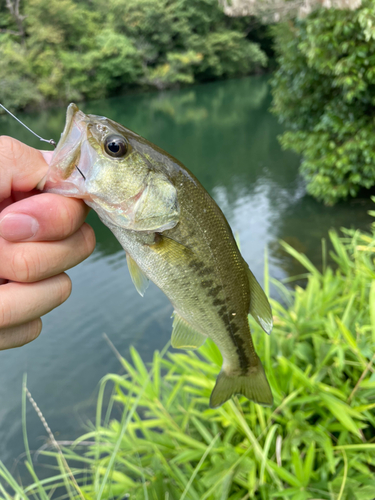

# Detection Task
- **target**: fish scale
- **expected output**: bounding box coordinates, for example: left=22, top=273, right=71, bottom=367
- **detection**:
left=42, top=103, right=274, bottom=408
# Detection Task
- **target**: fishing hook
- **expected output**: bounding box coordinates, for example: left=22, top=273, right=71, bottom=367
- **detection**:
left=75, top=165, right=86, bottom=180
left=0, top=103, right=56, bottom=147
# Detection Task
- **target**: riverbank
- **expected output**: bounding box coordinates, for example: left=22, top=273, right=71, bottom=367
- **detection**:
left=1, top=75, right=374, bottom=482
left=2, top=218, right=375, bottom=499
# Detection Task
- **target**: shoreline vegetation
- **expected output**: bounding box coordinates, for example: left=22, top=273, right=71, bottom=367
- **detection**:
left=270, top=0, right=375, bottom=205
left=1, top=2, right=375, bottom=497
left=1, top=212, right=375, bottom=499
left=0, top=0, right=270, bottom=113
left=2, top=0, right=375, bottom=205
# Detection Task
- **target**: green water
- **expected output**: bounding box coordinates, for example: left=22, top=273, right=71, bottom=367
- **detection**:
left=0, top=76, right=373, bottom=473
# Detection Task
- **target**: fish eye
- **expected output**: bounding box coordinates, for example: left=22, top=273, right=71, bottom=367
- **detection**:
left=104, top=135, right=128, bottom=158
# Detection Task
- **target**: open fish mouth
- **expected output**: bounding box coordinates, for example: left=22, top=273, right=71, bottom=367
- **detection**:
left=52, top=103, right=87, bottom=179
left=58, top=103, right=81, bottom=149
left=38, top=103, right=91, bottom=196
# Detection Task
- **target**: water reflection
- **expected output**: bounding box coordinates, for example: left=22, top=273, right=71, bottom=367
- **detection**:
left=0, top=76, right=373, bottom=474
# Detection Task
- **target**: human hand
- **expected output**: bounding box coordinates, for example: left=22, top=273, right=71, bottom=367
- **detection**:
left=0, top=136, right=96, bottom=350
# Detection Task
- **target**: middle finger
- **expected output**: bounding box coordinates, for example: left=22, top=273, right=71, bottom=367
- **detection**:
left=0, top=223, right=95, bottom=282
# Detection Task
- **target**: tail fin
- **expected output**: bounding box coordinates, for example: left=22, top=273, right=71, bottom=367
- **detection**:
left=209, top=359, right=273, bottom=408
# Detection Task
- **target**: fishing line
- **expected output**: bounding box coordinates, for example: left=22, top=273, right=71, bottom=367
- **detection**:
left=0, top=103, right=56, bottom=147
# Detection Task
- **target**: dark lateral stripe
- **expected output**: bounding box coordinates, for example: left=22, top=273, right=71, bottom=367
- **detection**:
left=225, top=322, right=250, bottom=373
left=198, top=267, right=214, bottom=276
left=215, top=301, right=249, bottom=372
left=213, top=298, right=225, bottom=306
left=193, top=258, right=251, bottom=373
left=206, top=283, right=251, bottom=373
left=201, top=279, right=213, bottom=288
left=207, top=286, right=221, bottom=298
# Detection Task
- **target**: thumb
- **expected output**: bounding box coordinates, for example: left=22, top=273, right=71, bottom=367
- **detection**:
left=0, top=136, right=53, bottom=202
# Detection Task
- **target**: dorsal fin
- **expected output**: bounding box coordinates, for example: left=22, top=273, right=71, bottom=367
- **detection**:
left=246, top=266, right=273, bottom=335
left=126, top=253, right=149, bottom=297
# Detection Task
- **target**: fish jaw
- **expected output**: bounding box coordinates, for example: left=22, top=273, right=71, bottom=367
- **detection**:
left=40, top=103, right=180, bottom=232
left=38, top=103, right=93, bottom=199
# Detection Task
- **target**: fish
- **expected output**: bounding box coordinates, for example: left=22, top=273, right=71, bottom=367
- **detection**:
left=39, top=103, right=274, bottom=408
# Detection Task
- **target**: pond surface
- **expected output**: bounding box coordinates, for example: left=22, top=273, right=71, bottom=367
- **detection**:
left=0, top=76, right=373, bottom=474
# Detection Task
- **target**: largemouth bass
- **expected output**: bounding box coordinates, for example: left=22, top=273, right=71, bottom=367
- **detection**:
left=40, top=103, right=273, bottom=408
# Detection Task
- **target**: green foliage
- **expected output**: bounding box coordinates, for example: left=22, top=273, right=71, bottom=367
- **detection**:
left=0, top=0, right=267, bottom=110
left=191, top=31, right=267, bottom=80
left=271, top=1, right=375, bottom=205
left=2, top=217, right=375, bottom=499
left=0, top=38, right=43, bottom=109
left=147, top=51, right=204, bottom=89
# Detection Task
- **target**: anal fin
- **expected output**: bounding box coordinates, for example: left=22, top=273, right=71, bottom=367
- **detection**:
left=126, top=253, right=149, bottom=297
left=171, top=312, right=206, bottom=350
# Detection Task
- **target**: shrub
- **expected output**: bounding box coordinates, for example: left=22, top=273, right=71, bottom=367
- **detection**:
left=271, top=1, right=375, bottom=205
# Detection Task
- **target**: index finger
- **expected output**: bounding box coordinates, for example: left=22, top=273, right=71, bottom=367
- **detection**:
left=0, top=136, right=51, bottom=202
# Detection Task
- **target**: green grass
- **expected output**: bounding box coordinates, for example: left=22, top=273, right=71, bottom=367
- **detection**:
left=1, top=224, right=375, bottom=500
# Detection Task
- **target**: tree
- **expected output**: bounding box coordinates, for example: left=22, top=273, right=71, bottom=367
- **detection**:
left=0, top=0, right=268, bottom=110
left=270, top=0, right=375, bottom=204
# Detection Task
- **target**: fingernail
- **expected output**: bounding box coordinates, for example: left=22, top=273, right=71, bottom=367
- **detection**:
left=40, top=150, right=54, bottom=165
left=0, top=213, right=39, bottom=241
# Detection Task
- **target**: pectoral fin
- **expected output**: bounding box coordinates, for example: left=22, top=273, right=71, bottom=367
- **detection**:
left=150, top=234, right=194, bottom=267
left=126, top=253, right=149, bottom=297
left=171, top=312, right=206, bottom=350
left=246, top=266, right=273, bottom=335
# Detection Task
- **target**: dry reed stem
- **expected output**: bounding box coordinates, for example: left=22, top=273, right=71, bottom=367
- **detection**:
left=103, top=332, right=124, bottom=365
left=275, top=435, right=282, bottom=467
left=347, top=353, right=375, bottom=403
left=25, top=387, right=85, bottom=500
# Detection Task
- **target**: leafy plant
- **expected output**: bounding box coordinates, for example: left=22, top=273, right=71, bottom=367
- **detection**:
left=271, top=0, right=375, bottom=205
